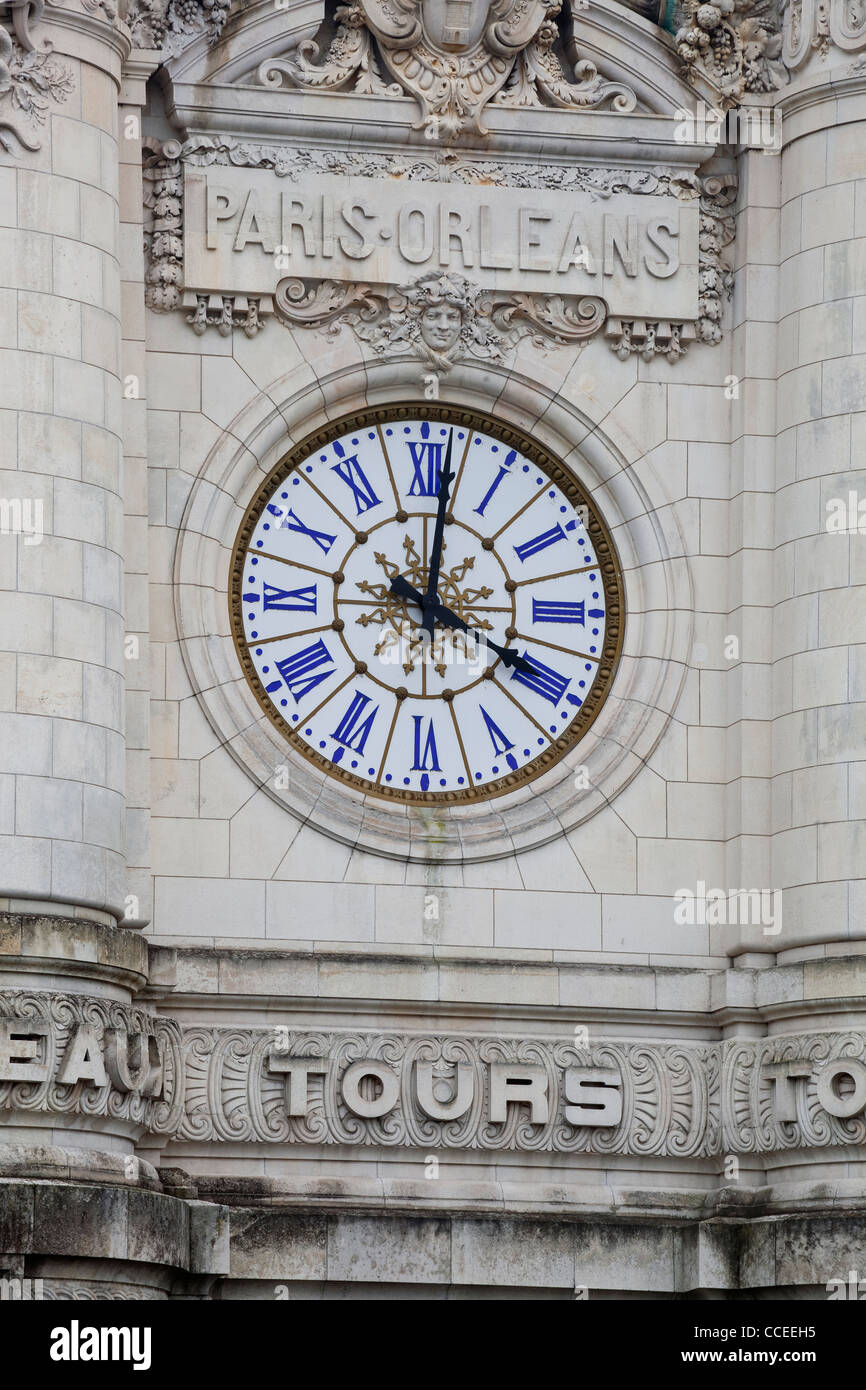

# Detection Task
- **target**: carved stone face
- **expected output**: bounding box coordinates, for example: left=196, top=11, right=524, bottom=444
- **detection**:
left=420, top=302, right=463, bottom=352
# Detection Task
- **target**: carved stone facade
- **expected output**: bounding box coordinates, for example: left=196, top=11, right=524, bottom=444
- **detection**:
left=1, top=0, right=866, bottom=1307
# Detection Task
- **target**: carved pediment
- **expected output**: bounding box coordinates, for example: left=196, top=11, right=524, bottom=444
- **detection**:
left=259, top=0, right=638, bottom=133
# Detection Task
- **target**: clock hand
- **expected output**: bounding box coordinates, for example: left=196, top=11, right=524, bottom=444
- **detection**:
left=426, top=600, right=537, bottom=675
left=421, top=428, right=455, bottom=642
left=389, top=573, right=537, bottom=676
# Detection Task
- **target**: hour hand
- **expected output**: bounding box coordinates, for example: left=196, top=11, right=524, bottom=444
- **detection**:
left=389, top=573, right=425, bottom=608
left=427, top=598, right=538, bottom=678
left=389, top=575, right=537, bottom=677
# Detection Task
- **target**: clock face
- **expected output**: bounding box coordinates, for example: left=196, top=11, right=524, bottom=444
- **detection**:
left=230, top=407, right=623, bottom=805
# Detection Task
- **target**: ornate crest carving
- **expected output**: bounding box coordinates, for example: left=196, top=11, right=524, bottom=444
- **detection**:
left=274, top=270, right=608, bottom=371
left=259, top=0, right=636, bottom=135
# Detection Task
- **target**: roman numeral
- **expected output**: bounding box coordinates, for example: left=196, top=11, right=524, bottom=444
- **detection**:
left=330, top=451, right=381, bottom=515
left=473, top=450, right=517, bottom=516
left=509, top=653, right=571, bottom=705
left=407, top=440, right=445, bottom=496
left=513, top=524, right=569, bottom=563
left=253, top=582, right=318, bottom=612
left=330, top=689, right=379, bottom=760
left=411, top=716, right=441, bottom=771
left=479, top=706, right=514, bottom=755
left=531, top=599, right=591, bottom=625
left=267, top=505, right=337, bottom=555
left=270, top=639, right=335, bottom=703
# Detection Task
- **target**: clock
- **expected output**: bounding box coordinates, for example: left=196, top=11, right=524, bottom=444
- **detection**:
left=230, top=405, right=623, bottom=805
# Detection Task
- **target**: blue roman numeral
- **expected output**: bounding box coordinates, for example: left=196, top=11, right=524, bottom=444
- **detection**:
left=256, top=582, right=318, bottom=612
left=479, top=706, right=514, bottom=754
left=513, top=524, right=569, bottom=563
left=411, top=716, right=441, bottom=771
left=268, top=505, right=337, bottom=555
left=531, top=599, right=589, bottom=625
left=473, top=450, right=517, bottom=516
left=510, top=653, right=571, bottom=705
left=271, top=639, right=335, bottom=702
left=407, top=440, right=445, bottom=496
left=330, top=689, right=379, bottom=761
left=330, top=446, right=381, bottom=515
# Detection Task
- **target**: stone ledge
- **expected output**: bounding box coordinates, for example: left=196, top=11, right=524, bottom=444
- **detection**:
left=0, top=913, right=148, bottom=992
left=222, top=1204, right=866, bottom=1292
left=146, top=942, right=866, bottom=1026
left=0, top=1178, right=228, bottom=1277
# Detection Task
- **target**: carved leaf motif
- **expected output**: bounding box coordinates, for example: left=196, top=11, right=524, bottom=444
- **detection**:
left=257, top=0, right=636, bottom=134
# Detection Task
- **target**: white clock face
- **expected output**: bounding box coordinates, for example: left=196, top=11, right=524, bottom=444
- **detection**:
left=231, top=408, right=623, bottom=805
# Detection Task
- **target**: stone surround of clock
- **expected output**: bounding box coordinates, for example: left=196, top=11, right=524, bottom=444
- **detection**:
left=177, top=374, right=690, bottom=862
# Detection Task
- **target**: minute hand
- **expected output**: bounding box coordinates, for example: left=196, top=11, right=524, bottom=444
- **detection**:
left=421, top=428, right=454, bottom=641
left=389, top=574, right=536, bottom=676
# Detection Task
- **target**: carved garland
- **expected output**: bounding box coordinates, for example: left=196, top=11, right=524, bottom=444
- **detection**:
left=675, top=0, right=787, bottom=104
left=124, top=0, right=232, bottom=55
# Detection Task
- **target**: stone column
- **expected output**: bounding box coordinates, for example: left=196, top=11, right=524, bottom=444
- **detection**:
left=0, top=0, right=131, bottom=925
left=769, top=64, right=866, bottom=955
left=118, top=51, right=161, bottom=929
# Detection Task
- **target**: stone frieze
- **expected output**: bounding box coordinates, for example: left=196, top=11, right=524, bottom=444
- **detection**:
left=4, top=991, right=866, bottom=1157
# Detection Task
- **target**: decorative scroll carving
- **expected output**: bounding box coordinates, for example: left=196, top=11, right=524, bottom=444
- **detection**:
left=258, top=0, right=636, bottom=137
left=180, top=1027, right=720, bottom=1155
left=0, top=2, right=72, bottom=155
left=676, top=0, right=787, bottom=102
left=46, top=0, right=117, bottom=20
left=42, top=1282, right=159, bottom=1300
left=274, top=270, right=608, bottom=372
left=4, top=995, right=866, bottom=1160
left=782, top=0, right=866, bottom=65
left=722, top=1031, right=866, bottom=1153
left=0, top=991, right=184, bottom=1136
left=178, top=1025, right=866, bottom=1156
left=604, top=173, right=734, bottom=354
left=1, top=0, right=47, bottom=50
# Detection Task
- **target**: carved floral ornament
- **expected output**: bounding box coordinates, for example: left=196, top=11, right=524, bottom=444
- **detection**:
left=142, top=136, right=736, bottom=364
left=0, top=0, right=73, bottom=154
left=5, top=992, right=866, bottom=1159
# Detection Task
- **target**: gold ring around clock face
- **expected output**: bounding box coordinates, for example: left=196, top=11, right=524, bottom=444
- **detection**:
left=229, top=404, right=624, bottom=806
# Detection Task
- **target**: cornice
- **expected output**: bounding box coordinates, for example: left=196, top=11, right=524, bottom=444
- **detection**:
left=159, top=80, right=717, bottom=168
left=774, top=60, right=866, bottom=130
left=40, top=0, right=132, bottom=67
